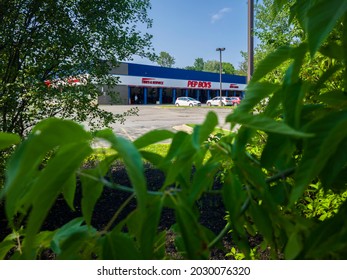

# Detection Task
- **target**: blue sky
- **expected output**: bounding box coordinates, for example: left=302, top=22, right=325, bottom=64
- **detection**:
left=130, top=0, right=258, bottom=70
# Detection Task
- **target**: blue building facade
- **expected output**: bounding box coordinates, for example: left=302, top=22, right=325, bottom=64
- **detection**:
left=99, top=62, right=247, bottom=105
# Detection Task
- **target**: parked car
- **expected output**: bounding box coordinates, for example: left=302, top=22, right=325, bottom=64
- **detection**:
left=175, top=97, right=201, bottom=107
left=206, top=96, right=240, bottom=106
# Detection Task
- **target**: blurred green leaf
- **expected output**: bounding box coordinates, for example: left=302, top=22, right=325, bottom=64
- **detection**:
left=306, top=0, right=347, bottom=55
left=261, top=133, right=295, bottom=170
left=227, top=113, right=313, bottom=138
left=80, top=155, right=116, bottom=226
left=102, top=231, right=142, bottom=260
left=138, top=150, right=164, bottom=165
left=4, top=118, right=92, bottom=220
left=193, top=111, right=218, bottom=146
left=0, top=132, right=20, bottom=150
left=96, top=129, right=147, bottom=211
left=250, top=203, right=274, bottom=245
left=0, top=240, right=16, bottom=260
left=51, top=218, right=85, bottom=254
left=161, top=132, right=195, bottom=187
left=250, top=46, right=292, bottom=84
left=187, top=162, right=220, bottom=206
left=319, top=138, right=347, bottom=191
left=235, top=82, right=281, bottom=114
left=293, top=111, right=347, bottom=203
left=139, top=197, right=164, bottom=259
left=22, top=142, right=92, bottom=258
left=285, top=231, right=303, bottom=259
left=174, top=197, right=209, bottom=259
left=317, top=91, right=347, bottom=109
left=62, top=175, right=76, bottom=211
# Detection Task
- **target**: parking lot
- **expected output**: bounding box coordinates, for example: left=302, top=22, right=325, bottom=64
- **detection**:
left=101, top=105, right=236, bottom=141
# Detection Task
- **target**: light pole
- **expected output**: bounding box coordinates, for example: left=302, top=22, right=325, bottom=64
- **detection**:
left=216, top=47, right=225, bottom=106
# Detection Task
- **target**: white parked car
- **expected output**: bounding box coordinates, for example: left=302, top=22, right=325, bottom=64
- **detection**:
left=175, top=97, right=201, bottom=107
left=206, top=96, right=240, bottom=106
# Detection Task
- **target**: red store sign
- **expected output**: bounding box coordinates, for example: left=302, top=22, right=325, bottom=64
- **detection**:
left=142, top=78, right=164, bottom=85
left=187, top=80, right=212, bottom=89
left=229, top=83, right=239, bottom=89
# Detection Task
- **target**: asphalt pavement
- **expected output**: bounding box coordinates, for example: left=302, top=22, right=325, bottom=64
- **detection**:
left=100, top=105, right=235, bottom=141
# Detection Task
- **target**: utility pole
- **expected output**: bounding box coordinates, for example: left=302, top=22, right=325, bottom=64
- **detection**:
left=248, top=0, right=254, bottom=83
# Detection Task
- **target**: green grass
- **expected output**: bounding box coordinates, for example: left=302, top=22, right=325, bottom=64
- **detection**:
left=140, top=143, right=170, bottom=157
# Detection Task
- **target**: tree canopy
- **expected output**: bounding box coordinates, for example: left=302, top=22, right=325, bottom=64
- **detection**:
left=156, top=51, right=175, bottom=67
left=0, top=0, right=154, bottom=136
left=185, top=59, right=236, bottom=74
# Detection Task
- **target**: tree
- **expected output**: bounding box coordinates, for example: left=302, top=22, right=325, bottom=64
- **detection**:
left=193, top=58, right=205, bottom=71
left=222, top=62, right=236, bottom=75
left=0, top=0, right=153, bottom=136
left=156, top=51, right=175, bottom=67
left=185, top=58, right=204, bottom=71
left=254, top=0, right=344, bottom=89
left=255, top=0, right=303, bottom=52
left=203, top=60, right=220, bottom=73
left=236, top=51, right=248, bottom=76
left=203, top=60, right=235, bottom=74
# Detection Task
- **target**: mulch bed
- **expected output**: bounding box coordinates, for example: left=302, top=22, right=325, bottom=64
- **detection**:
left=0, top=163, right=237, bottom=259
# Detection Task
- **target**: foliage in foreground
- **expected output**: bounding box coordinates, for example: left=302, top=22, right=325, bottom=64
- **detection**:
left=0, top=0, right=347, bottom=259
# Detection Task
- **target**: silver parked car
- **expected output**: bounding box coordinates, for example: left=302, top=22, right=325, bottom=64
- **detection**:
left=175, top=97, right=201, bottom=107
left=206, top=96, right=240, bottom=106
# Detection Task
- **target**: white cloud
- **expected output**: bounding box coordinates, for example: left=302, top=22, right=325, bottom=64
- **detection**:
left=211, top=7, right=231, bottom=23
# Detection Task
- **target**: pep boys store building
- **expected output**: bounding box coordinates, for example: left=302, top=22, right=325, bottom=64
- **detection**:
left=98, top=62, right=247, bottom=105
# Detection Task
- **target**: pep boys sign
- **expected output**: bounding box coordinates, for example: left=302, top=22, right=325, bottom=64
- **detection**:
left=187, top=80, right=212, bottom=89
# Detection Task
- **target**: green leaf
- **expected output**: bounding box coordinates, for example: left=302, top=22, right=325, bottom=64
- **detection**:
left=250, top=203, right=274, bottom=245
left=285, top=231, right=303, bottom=259
left=343, top=16, right=347, bottom=91
left=34, top=231, right=55, bottom=256
left=51, top=218, right=86, bottom=255
left=283, top=81, right=305, bottom=129
left=163, top=131, right=190, bottom=162
left=0, top=240, right=15, bottom=260
left=139, top=197, right=164, bottom=259
left=138, top=150, right=164, bottom=166
left=222, top=173, right=248, bottom=227
left=22, top=142, right=92, bottom=258
left=80, top=155, right=115, bottom=226
left=56, top=230, right=96, bottom=260
left=102, top=231, right=142, bottom=260
left=250, top=46, right=292, bottom=84
left=4, top=118, right=91, bottom=220
left=235, top=82, right=281, bottom=114
left=62, top=175, right=76, bottom=211
left=319, top=137, right=347, bottom=191
left=316, top=91, right=347, bottom=109
left=306, top=0, right=347, bottom=55
left=0, top=132, right=20, bottom=150
left=261, top=133, right=296, bottom=170
left=194, top=111, right=218, bottom=146
left=96, top=129, right=147, bottom=211
left=290, top=0, right=313, bottom=31
left=133, top=129, right=174, bottom=149
left=293, top=111, right=347, bottom=203
left=226, top=113, right=313, bottom=138
left=174, top=197, right=209, bottom=259
left=320, top=42, right=344, bottom=60
left=301, top=202, right=347, bottom=259
left=161, top=132, right=195, bottom=187
left=187, top=162, right=220, bottom=206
